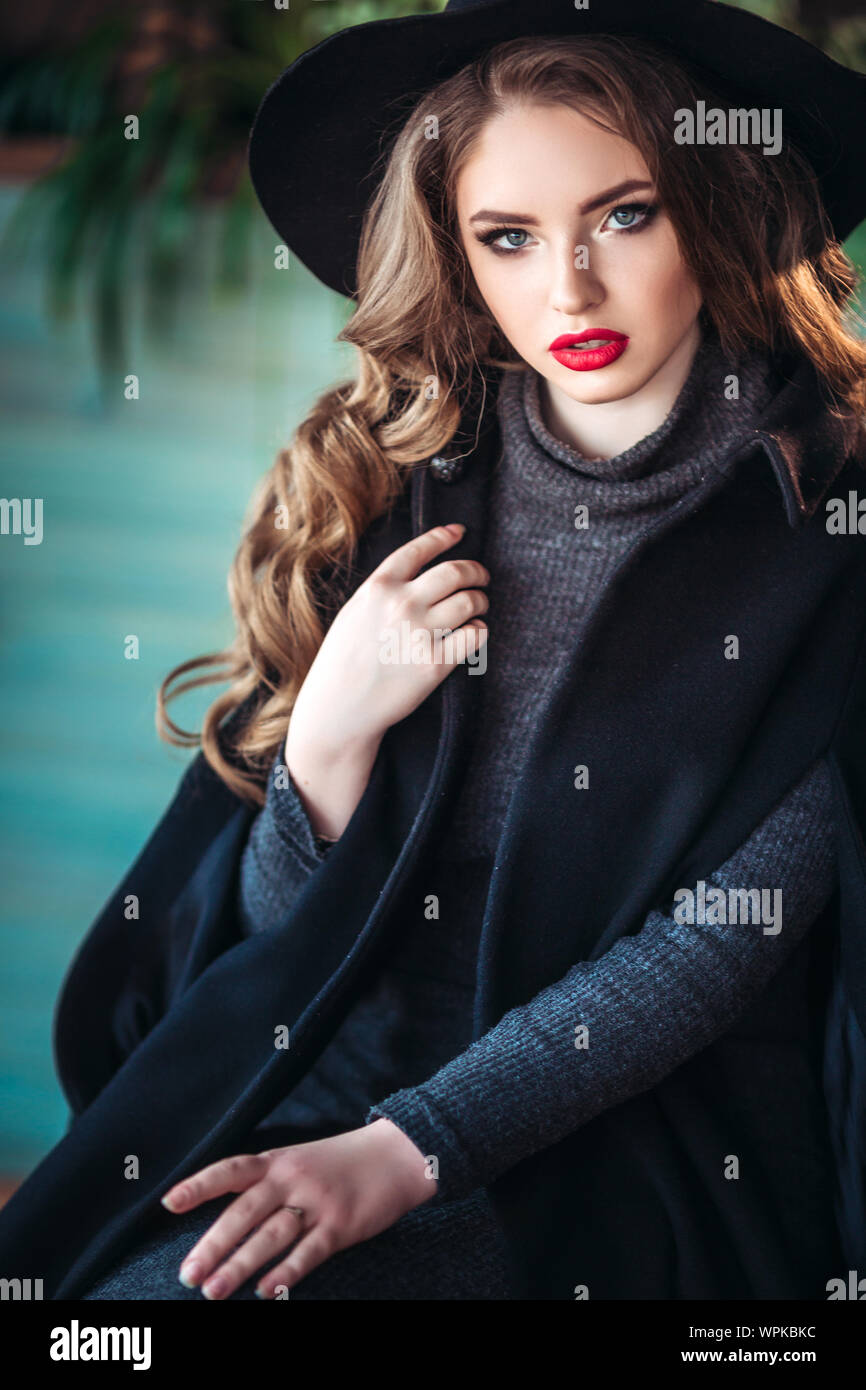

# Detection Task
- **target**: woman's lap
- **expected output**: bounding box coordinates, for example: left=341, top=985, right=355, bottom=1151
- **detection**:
left=79, top=1187, right=515, bottom=1301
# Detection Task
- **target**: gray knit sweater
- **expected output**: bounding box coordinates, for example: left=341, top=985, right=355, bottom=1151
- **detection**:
left=236, top=329, right=837, bottom=1207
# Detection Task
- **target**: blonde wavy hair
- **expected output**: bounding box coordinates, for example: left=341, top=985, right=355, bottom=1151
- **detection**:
left=157, top=32, right=866, bottom=805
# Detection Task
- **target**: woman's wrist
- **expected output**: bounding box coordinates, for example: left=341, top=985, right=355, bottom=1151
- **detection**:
left=365, top=1117, right=438, bottom=1208
left=284, top=726, right=383, bottom=842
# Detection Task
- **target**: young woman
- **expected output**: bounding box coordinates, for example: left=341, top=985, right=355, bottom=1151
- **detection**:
left=2, top=1, right=866, bottom=1302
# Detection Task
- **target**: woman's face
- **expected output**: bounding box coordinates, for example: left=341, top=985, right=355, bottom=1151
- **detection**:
left=455, top=101, right=703, bottom=407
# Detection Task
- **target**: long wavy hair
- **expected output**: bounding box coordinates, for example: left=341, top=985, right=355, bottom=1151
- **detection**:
left=157, top=32, right=866, bottom=805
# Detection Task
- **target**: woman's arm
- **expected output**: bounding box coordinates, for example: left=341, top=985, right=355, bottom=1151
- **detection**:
left=366, top=756, right=837, bottom=1203
left=237, top=521, right=492, bottom=935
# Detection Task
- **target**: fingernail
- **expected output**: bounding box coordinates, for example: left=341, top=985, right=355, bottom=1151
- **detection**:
left=446, top=523, right=465, bottom=535
left=179, top=1261, right=201, bottom=1288
left=202, top=1277, right=225, bottom=1299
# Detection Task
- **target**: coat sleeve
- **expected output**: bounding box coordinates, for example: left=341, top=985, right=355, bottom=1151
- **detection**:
left=366, top=755, right=837, bottom=1203
left=51, top=701, right=259, bottom=1122
left=48, top=532, right=384, bottom=1124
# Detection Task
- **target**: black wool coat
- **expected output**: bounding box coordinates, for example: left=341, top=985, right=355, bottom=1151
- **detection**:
left=1, top=354, right=866, bottom=1301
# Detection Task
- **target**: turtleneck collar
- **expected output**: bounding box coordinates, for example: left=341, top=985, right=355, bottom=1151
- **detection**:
left=494, top=327, right=785, bottom=515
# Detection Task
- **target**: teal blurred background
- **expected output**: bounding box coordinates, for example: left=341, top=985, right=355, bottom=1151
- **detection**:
left=0, top=0, right=864, bottom=1190
left=0, top=184, right=355, bottom=1175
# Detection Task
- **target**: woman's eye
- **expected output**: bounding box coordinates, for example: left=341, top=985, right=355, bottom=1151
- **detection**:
left=477, top=227, right=532, bottom=254
left=604, top=202, right=658, bottom=233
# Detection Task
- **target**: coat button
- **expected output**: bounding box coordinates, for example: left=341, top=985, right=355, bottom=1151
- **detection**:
left=429, top=452, right=465, bottom=483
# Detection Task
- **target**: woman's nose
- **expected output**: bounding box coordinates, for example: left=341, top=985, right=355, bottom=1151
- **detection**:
left=548, top=240, right=603, bottom=317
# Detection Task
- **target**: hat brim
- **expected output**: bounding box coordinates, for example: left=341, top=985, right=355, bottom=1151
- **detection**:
left=248, top=0, right=866, bottom=298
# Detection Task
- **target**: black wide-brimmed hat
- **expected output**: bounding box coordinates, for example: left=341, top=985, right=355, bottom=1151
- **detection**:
left=248, top=0, right=866, bottom=299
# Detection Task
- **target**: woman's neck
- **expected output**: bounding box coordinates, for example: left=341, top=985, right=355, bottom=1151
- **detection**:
left=536, top=320, right=704, bottom=462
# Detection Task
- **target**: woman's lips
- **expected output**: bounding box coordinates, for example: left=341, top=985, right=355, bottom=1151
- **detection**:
left=548, top=329, right=629, bottom=372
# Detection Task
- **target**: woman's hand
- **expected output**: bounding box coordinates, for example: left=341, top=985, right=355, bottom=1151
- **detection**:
left=285, top=521, right=489, bottom=839
left=160, top=1119, right=436, bottom=1299
left=290, top=522, right=489, bottom=754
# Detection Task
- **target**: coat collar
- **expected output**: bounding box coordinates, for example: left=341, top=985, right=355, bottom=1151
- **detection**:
left=719, top=350, right=864, bottom=529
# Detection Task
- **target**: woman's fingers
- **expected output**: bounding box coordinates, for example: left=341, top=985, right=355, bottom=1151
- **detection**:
left=410, top=613, right=488, bottom=671
left=426, top=583, right=489, bottom=638
left=376, top=523, right=466, bottom=585
left=177, top=1183, right=280, bottom=1291
left=409, top=555, right=489, bottom=609
left=375, top=528, right=490, bottom=669
left=255, top=1226, right=338, bottom=1299
left=196, top=1206, right=306, bottom=1301
left=161, top=1152, right=268, bottom=1214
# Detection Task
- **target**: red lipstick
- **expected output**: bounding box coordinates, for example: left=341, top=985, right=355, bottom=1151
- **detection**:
left=549, top=328, right=628, bottom=372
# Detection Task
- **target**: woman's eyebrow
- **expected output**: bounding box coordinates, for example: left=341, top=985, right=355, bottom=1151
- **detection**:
left=468, top=178, right=654, bottom=226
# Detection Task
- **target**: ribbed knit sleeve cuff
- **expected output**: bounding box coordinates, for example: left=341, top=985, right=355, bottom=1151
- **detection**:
left=365, top=1088, right=486, bottom=1206
left=265, top=751, right=331, bottom=870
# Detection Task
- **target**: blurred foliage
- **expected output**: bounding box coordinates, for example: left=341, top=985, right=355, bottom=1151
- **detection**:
left=738, top=0, right=866, bottom=69
left=0, top=0, right=442, bottom=376
left=0, top=0, right=862, bottom=380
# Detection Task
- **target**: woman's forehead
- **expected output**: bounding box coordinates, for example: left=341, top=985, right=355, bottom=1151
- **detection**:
left=454, top=104, right=651, bottom=213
